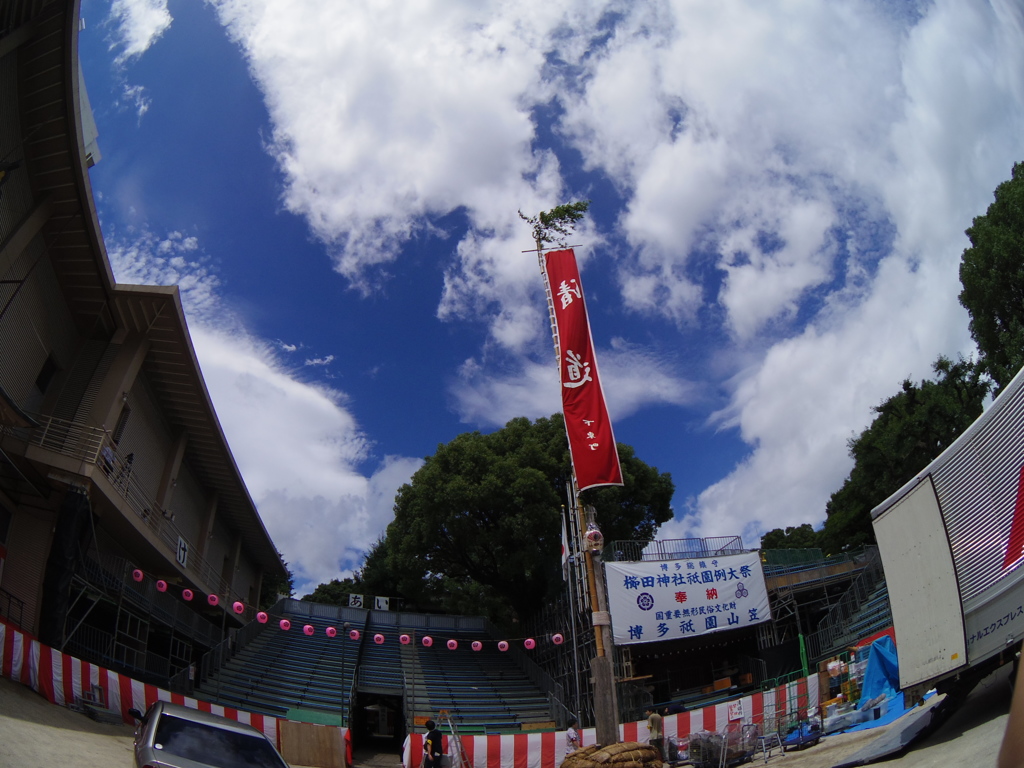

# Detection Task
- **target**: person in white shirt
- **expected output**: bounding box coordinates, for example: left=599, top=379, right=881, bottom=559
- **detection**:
left=566, top=718, right=580, bottom=755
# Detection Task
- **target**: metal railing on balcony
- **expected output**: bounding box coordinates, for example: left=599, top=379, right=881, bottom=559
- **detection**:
left=0, top=587, right=25, bottom=629
left=16, top=413, right=253, bottom=620
left=605, top=536, right=746, bottom=562
left=30, top=415, right=106, bottom=464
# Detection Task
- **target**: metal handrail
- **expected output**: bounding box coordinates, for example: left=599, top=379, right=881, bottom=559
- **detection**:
left=761, top=548, right=864, bottom=576
left=805, top=546, right=888, bottom=660
left=0, top=587, right=25, bottom=629
left=547, top=690, right=575, bottom=729
left=30, top=414, right=106, bottom=463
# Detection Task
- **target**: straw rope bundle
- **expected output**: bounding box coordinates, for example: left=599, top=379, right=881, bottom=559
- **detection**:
left=562, top=742, right=662, bottom=768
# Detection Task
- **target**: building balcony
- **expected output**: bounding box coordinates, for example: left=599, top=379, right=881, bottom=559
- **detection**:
left=2, top=413, right=255, bottom=622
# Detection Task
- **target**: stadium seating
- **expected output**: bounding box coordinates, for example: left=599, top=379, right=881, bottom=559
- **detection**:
left=198, top=605, right=553, bottom=733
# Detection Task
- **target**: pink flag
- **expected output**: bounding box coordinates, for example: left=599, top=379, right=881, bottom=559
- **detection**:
left=542, top=248, right=623, bottom=491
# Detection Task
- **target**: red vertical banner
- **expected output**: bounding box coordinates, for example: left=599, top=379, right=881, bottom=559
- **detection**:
left=542, top=248, right=623, bottom=491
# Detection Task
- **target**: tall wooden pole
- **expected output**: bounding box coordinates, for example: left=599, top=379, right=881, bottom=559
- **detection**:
left=584, top=517, right=619, bottom=745
left=537, top=239, right=619, bottom=745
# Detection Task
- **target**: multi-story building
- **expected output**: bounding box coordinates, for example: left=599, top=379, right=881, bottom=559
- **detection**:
left=0, top=0, right=288, bottom=685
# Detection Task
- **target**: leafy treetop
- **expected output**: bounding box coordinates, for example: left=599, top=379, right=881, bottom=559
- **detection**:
left=357, top=414, right=673, bottom=629
left=959, top=161, right=1024, bottom=393
left=519, top=201, right=591, bottom=248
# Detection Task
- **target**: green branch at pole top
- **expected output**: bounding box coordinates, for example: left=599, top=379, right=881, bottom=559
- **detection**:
left=519, top=201, right=590, bottom=248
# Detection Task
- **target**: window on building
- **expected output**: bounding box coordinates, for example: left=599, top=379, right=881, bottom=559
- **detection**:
left=34, top=354, right=57, bottom=394
left=0, top=504, right=10, bottom=545
left=112, top=403, right=131, bottom=444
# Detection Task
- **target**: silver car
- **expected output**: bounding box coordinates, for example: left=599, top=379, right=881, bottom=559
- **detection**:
left=130, top=701, right=289, bottom=768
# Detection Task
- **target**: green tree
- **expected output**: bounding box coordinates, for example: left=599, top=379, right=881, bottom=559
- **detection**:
left=959, top=161, right=1024, bottom=393
left=360, top=414, right=674, bottom=628
left=259, top=557, right=295, bottom=610
left=819, top=356, right=989, bottom=554
left=301, top=577, right=363, bottom=606
left=760, top=523, right=820, bottom=551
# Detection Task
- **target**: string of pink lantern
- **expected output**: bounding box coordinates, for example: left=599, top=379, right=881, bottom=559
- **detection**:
left=129, top=566, right=566, bottom=650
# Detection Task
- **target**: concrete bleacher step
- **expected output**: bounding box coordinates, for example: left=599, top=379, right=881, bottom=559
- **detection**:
left=202, top=612, right=552, bottom=734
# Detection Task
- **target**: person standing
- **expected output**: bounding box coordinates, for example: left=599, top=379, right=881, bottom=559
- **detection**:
left=566, top=717, right=580, bottom=755
left=423, top=720, right=444, bottom=768
left=646, top=707, right=664, bottom=760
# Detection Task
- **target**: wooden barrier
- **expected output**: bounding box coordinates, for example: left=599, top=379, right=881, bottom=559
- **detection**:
left=280, top=719, right=347, bottom=768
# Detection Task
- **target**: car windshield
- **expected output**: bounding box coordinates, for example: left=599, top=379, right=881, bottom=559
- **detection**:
left=153, top=713, right=287, bottom=768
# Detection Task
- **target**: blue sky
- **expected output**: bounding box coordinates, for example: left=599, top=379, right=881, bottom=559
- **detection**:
left=78, top=0, right=1024, bottom=595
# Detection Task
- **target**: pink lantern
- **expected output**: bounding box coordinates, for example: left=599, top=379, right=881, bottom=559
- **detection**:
left=304, top=625, right=315, bottom=636
left=373, top=633, right=385, bottom=645
left=256, top=612, right=268, bottom=624
left=280, top=619, right=291, bottom=631
left=326, top=627, right=337, bottom=638
left=156, top=580, right=168, bottom=592
left=132, top=569, right=144, bottom=582
left=182, top=589, right=194, bottom=601
left=471, top=641, right=482, bottom=652
left=232, top=601, right=244, bottom=615
left=422, top=636, right=433, bottom=647
left=447, top=639, right=458, bottom=650
left=552, top=633, right=564, bottom=645
left=207, top=594, right=219, bottom=606
left=498, top=641, right=509, bottom=652
left=524, top=638, right=536, bottom=650
left=349, top=629, right=360, bottom=641
left=400, top=634, right=411, bottom=645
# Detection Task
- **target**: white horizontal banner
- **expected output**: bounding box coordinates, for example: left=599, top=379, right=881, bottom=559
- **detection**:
left=605, top=552, right=771, bottom=646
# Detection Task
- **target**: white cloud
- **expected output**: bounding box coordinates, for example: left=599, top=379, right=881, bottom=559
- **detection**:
left=556, top=0, right=1024, bottom=544
left=207, top=0, right=606, bottom=354
left=558, top=1, right=907, bottom=333
left=120, top=83, right=152, bottom=119
left=192, top=328, right=420, bottom=591
left=108, top=0, right=172, bottom=64
left=304, top=355, right=335, bottom=367
left=107, top=227, right=224, bottom=324
left=199, top=0, right=1024, bottom=553
left=106, top=228, right=421, bottom=593
left=453, top=339, right=695, bottom=427
left=716, top=188, right=837, bottom=340
left=210, top=0, right=552, bottom=283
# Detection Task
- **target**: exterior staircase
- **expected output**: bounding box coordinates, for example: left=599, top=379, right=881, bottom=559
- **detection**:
left=806, top=546, right=892, bottom=660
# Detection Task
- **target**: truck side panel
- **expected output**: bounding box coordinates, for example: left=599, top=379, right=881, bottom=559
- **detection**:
left=874, top=476, right=967, bottom=689
left=872, top=365, right=1024, bottom=690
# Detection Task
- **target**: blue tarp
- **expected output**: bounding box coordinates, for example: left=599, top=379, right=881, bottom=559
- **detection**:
left=828, top=636, right=938, bottom=736
left=858, top=635, right=900, bottom=707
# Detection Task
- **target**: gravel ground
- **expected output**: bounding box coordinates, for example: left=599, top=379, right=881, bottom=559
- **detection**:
left=0, top=663, right=1014, bottom=768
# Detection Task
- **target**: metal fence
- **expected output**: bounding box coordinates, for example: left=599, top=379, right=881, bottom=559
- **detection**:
left=762, top=548, right=825, bottom=567
left=605, top=536, right=745, bottom=562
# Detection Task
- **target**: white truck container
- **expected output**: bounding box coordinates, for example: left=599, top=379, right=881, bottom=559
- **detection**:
left=871, top=365, right=1024, bottom=701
